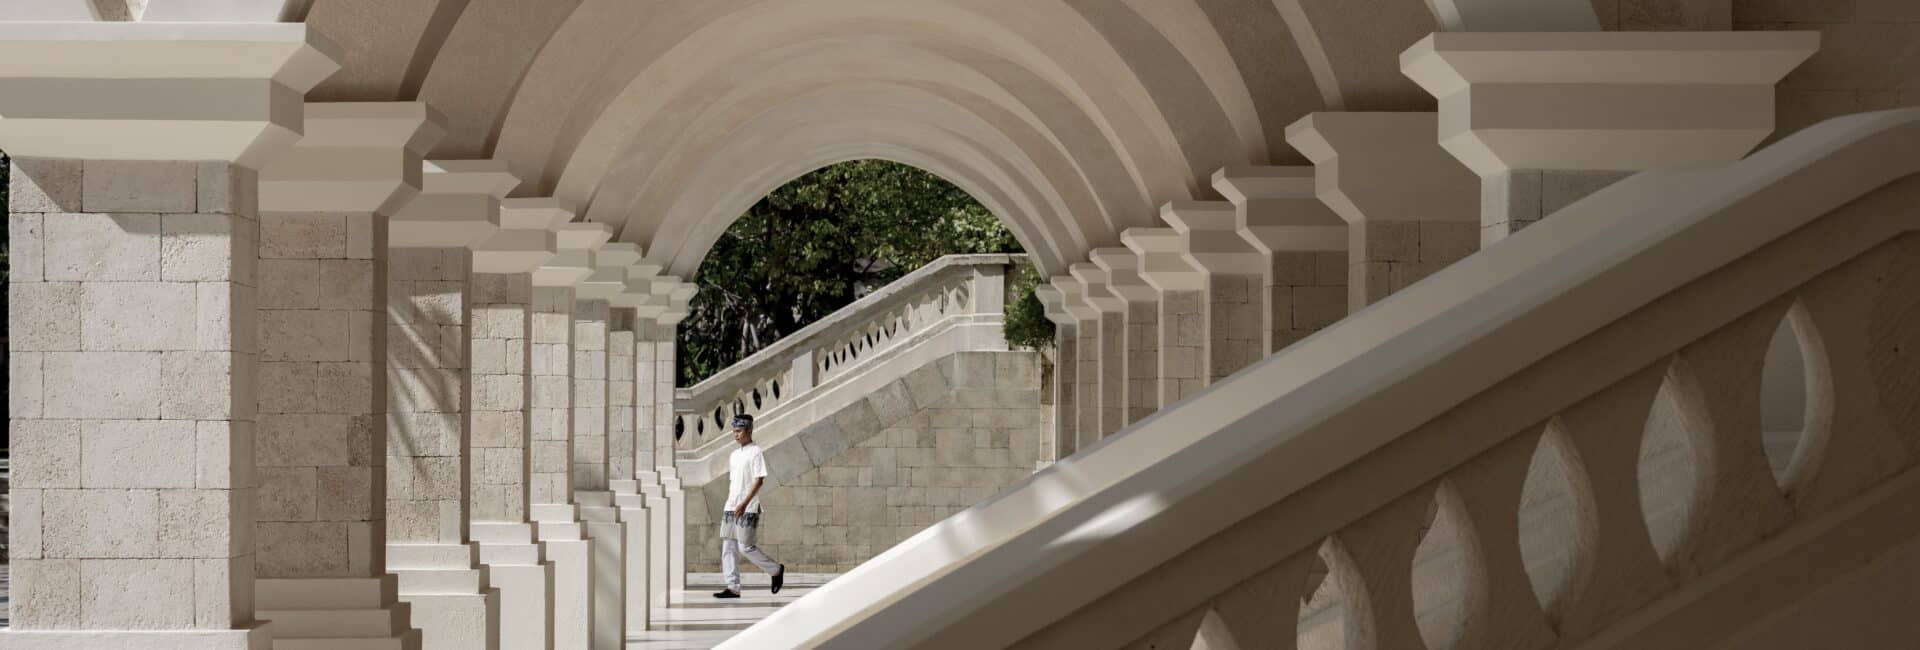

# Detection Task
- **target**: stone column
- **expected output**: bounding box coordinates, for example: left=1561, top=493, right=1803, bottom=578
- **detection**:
left=1050, top=277, right=1103, bottom=451
left=468, top=197, right=568, bottom=650
left=572, top=241, right=643, bottom=649
left=1090, top=248, right=1161, bottom=426
left=1162, top=201, right=1268, bottom=381
left=1286, top=112, right=1481, bottom=311
left=632, top=313, right=677, bottom=611
left=1032, top=285, right=1079, bottom=458
left=251, top=101, right=442, bottom=645
left=0, top=21, right=332, bottom=649
left=651, top=279, right=698, bottom=604
left=527, top=215, right=606, bottom=650
left=1068, top=264, right=1127, bottom=438
left=1400, top=31, right=1818, bottom=245
left=1123, top=228, right=1208, bottom=405
left=1214, top=166, right=1349, bottom=353
left=385, top=159, right=517, bottom=650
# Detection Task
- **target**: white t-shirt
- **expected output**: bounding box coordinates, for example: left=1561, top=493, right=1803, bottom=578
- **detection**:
left=725, top=443, right=770, bottom=514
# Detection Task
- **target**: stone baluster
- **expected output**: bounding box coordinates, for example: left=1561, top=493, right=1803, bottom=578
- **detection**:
left=1124, top=228, right=1208, bottom=405
left=1069, top=263, right=1127, bottom=439
left=0, top=21, right=335, bottom=648
left=1032, top=283, right=1079, bottom=458
left=1091, top=248, right=1161, bottom=426
left=1162, top=201, right=1269, bottom=381
left=1400, top=31, right=1819, bottom=245
left=1436, top=433, right=1556, bottom=650
left=252, top=101, right=444, bottom=645
left=1214, top=166, right=1348, bottom=353
left=1784, top=254, right=1909, bottom=512
left=385, top=159, right=517, bottom=650
left=526, top=213, right=605, bottom=650
left=1322, top=490, right=1434, bottom=650
left=467, top=197, right=566, bottom=649
left=1285, top=112, right=1480, bottom=311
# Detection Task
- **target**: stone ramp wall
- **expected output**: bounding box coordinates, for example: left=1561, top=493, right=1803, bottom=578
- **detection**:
left=686, top=351, right=1043, bottom=573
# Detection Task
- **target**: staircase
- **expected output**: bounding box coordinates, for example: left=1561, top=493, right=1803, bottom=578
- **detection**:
left=720, top=110, right=1920, bottom=648
left=256, top=577, right=422, bottom=650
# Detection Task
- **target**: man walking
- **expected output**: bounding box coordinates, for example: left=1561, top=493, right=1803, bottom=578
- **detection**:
left=715, top=414, right=786, bottom=598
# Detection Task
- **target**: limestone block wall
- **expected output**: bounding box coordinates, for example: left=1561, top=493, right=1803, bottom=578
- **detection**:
left=255, top=203, right=384, bottom=579
left=385, top=248, right=470, bottom=544
left=1074, top=322, right=1098, bottom=446
left=1205, top=275, right=1262, bottom=381
left=1096, top=312, right=1124, bottom=437
left=572, top=300, right=609, bottom=490
left=686, top=351, right=1044, bottom=573
left=1268, top=250, right=1349, bottom=351
left=1159, top=289, right=1205, bottom=404
left=609, top=317, right=637, bottom=483
left=8, top=159, right=261, bottom=628
left=469, top=273, right=531, bottom=523
left=1124, top=302, right=1159, bottom=424
left=1355, top=221, right=1480, bottom=306
left=634, top=324, right=659, bottom=473
left=1052, top=323, right=1078, bottom=458
left=530, top=287, right=573, bottom=503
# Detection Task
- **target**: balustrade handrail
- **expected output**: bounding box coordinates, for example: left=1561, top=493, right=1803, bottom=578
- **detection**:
left=674, top=254, right=1021, bottom=439
left=723, top=109, right=1920, bottom=649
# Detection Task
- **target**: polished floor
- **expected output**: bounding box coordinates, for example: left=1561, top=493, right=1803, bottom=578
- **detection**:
left=629, top=572, right=838, bottom=649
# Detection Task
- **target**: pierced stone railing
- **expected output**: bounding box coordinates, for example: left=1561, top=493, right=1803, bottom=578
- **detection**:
left=673, top=254, right=1021, bottom=484
left=723, top=110, right=1920, bottom=649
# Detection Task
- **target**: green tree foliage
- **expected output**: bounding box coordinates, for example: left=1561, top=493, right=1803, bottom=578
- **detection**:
left=1002, top=262, right=1054, bottom=351
left=678, top=160, right=1021, bottom=385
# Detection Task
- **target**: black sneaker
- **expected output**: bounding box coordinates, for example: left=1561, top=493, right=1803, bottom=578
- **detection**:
left=713, top=589, right=740, bottom=599
left=771, top=565, right=786, bottom=594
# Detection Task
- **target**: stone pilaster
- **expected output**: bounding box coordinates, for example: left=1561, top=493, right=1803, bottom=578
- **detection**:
left=1032, top=284, right=1079, bottom=458
left=1162, top=201, right=1268, bottom=381
left=385, top=159, right=516, bottom=650
left=1286, top=112, right=1481, bottom=311
left=1215, top=166, right=1349, bottom=353
left=1068, top=264, right=1127, bottom=438
left=1124, top=228, right=1208, bottom=406
left=1090, top=248, right=1160, bottom=426
left=571, top=299, right=612, bottom=491
left=652, top=279, right=697, bottom=604
left=609, top=313, right=639, bottom=488
left=0, top=21, right=333, bottom=649
left=1050, top=277, right=1103, bottom=451
left=1400, top=31, right=1819, bottom=244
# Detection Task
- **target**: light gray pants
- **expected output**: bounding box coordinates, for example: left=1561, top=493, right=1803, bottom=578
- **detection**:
left=721, top=538, right=781, bottom=592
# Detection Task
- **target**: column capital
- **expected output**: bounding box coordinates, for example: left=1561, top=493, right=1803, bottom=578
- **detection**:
left=611, top=263, right=665, bottom=309
left=649, top=277, right=697, bottom=325
left=389, top=159, right=519, bottom=248
left=473, top=197, right=572, bottom=274
left=1121, top=227, right=1204, bottom=293
left=260, top=102, right=447, bottom=216
left=1067, top=263, right=1126, bottom=314
left=0, top=22, right=339, bottom=166
left=532, top=219, right=608, bottom=288
left=1401, top=31, right=1819, bottom=175
left=1088, top=248, right=1158, bottom=305
left=1161, top=200, right=1265, bottom=276
left=1032, top=283, right=1074, bottom=326
left=1048, top=276, right=1101, bottom=323
left=578, top=242, right=643, bottom=299
left=1284, top=112, right=1479, bottom=225
left=1213, top=166, right=1345, bottom=253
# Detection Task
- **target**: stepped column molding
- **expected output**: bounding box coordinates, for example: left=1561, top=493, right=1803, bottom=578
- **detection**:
left=1089, top=248, right=1161, bottom=426
left=383, top=159, right=518, bottom=650
left=526, top=214, right=608, bottom=650
left=0, top=22, right=334, bottom=649
left=1049, top=276, right=1104, bottom=451
left=1068, top=263, right=1127, bottom=439
left=1214, top=166, right=1349, bottom=354
left=572, top=241, right=645, bottom=649
left=253, top=101, right=445, bottom=648
left=649, top=278, right=699, bottom=604
left=1286, top=112, right=1481, bottom=311
left=1031, top=284, right=1079, bottom=459
left=468, top=197, right=572, bottom=650
left=1401, top=31, right=1820, bottom=244
left=1123, top=228, right=1208, bottom=406
left=1161, top=201, right=1268, bottom=382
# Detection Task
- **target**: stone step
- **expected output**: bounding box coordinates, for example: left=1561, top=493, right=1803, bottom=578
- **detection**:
left=394, top=569, right=485, bottom=595
left=579, top=505, right=621, bottom=522
left=257, top=577, right=395, bottom=611
left=386, top=544, right=476, bottom=571
left=576, top=491, right=614, bottom=507
left=275, top=635, right=417, bottom=650
left=470, top=521, right=537, bottom=545
left=478, top=542, right=541, bottom=566
left=609, top=479, right=642, bottom=493
left=536, top=520, right=585, bottom=540
left=613, top=493, right=647, bottom=508
left=530, top=503, right=578, bottom=522
left=258, top=608, right=406, bottom=638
